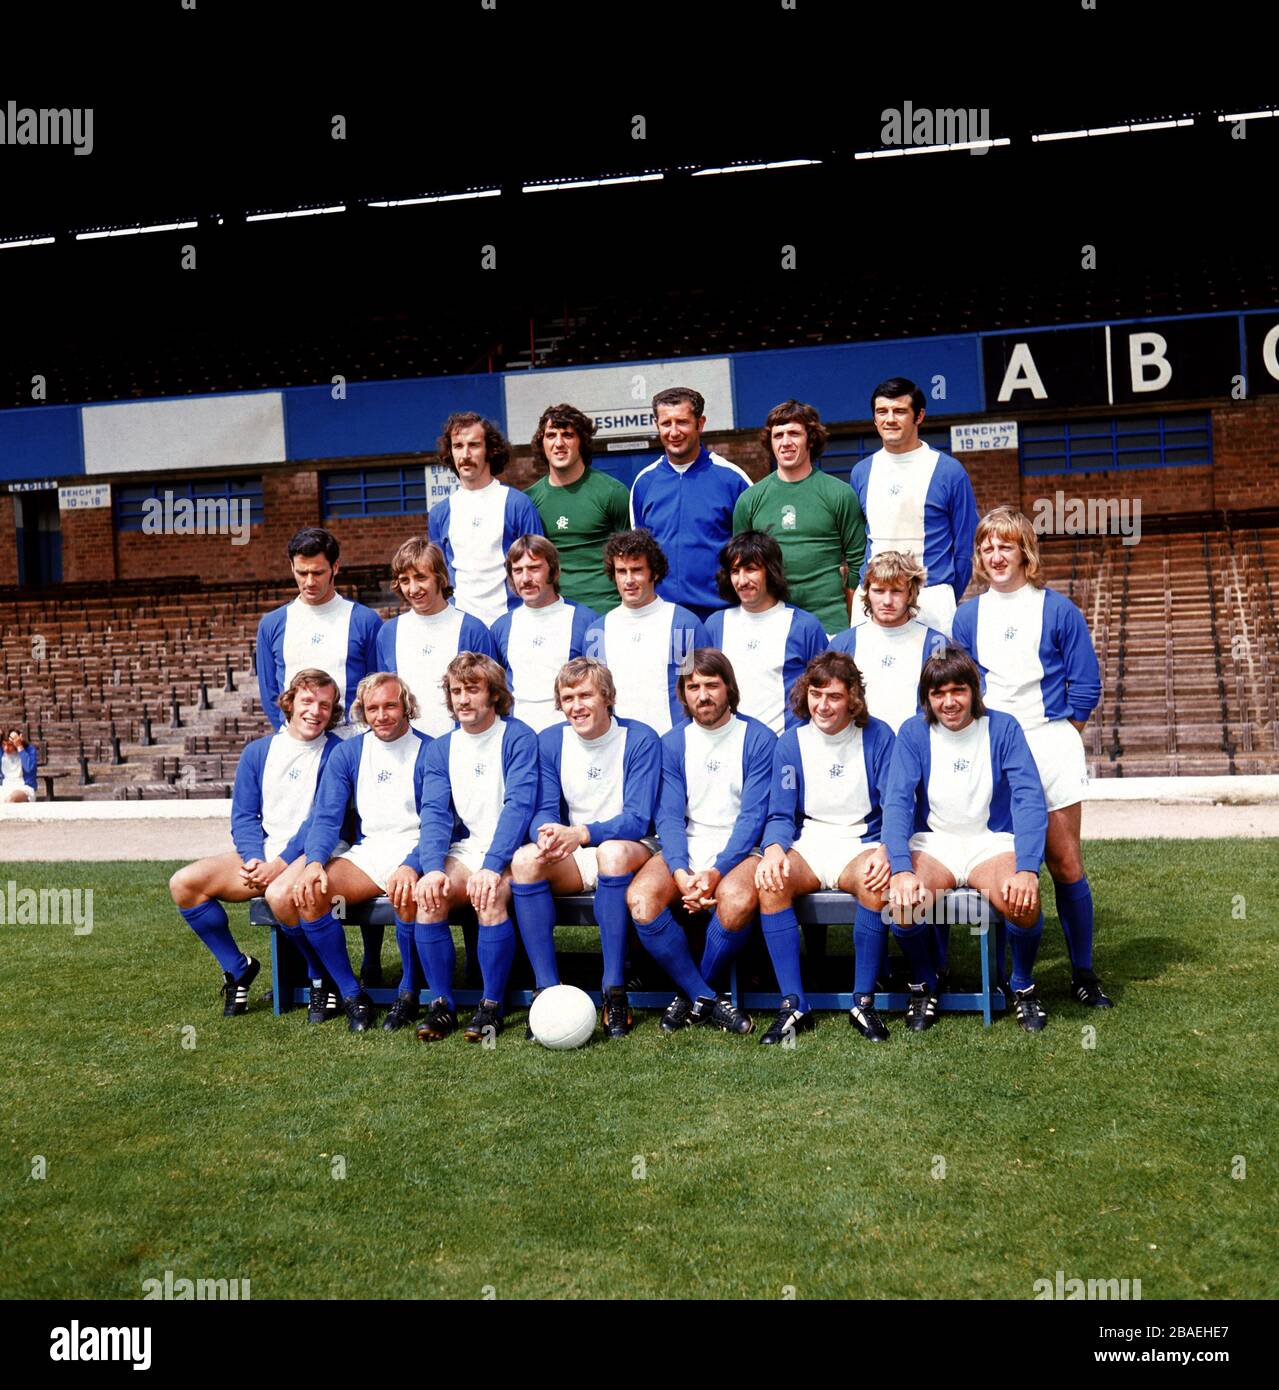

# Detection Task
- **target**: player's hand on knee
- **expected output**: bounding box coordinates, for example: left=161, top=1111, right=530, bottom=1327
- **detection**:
left=889, top=871, right=924, bottom=919
left=1002, top=870, right=1039, bottom=919
left=468, top=868, right=501, bottom=914
left=294, top=863, right=326, bottom=910
left=863, top=846, right=891, bottom=895
left=386, top=866, right=418, bottom=916
left=413, top=870, right=448, bottom=915
left=755, top=846, right=787, bottom=894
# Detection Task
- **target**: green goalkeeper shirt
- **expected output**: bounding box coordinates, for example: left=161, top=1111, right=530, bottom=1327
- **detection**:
left=526, top=467, right=632, bottom=614
left=732, top=466, right=866, bottom=634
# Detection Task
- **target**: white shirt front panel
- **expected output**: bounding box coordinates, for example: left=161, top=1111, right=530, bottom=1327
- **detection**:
left=866, top=444, right=938, bottom=561
left=682, top=717, right=747, bottom=847
left=395, top=606, right=465, bottom=737
left=508, top=599, right=577, bottom=733
left=975, top=585, right=1048, bottom=730
left=559, top=718, right=628, bottom=827
left=604, top=598, right=678, bottom=735
left=449, top=480, right=510, bottom=627
left=926, top=717, right=993, bottom=835
left=282, top=594, right=355, bottom=710
left=796, top=721, right=870, bottom=834
left=448, top=718, right=508, bottom=853
left=260, top=730, right=327, bottom=861
left=719, top=603, right=793, bottom=735
left=354, top=728, right=420, bottom=839
left=857, top=620, right=932, bottom=733
left=0, top=750, right=23, bottom=787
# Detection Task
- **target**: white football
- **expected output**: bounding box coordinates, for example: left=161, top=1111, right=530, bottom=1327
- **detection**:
left=528, top=984, right=597, bottom=1050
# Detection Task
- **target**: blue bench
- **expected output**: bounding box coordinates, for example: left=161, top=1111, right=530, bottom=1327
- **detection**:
left=251, top=888, right=1008, bottom=1026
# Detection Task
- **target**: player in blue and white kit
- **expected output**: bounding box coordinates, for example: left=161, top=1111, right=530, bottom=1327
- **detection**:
left=849, top=377, right=979, bottom=636
left=951, top=507, right=1110, bottom=1007
left=627, top=650, right=774, bottom=1035
left=490, top=534, right=598, bottom=733
left=386, top=654, right=541, bottom=1044
left=267, top=673, right=430, bottom=1033
left=629, top=385, right=752, bottom=621
left=427, top=412, right=544, bottom=627
left=583, top=529, right=709, bottom=736
left=256, top=527, right=383, bottom=737
left=831, top=550, right=948, bottom=732
left=882, top=648, right=1051, bottom=1032
left=755, top=651, right=898, bottom=1043
left=704, top=531, right=828, bottom=734
left=169, top=669, right=342, bottom=1017
left=510, top=657, right=661, bottom=1040
left=377, top=535, right=496, bottom=737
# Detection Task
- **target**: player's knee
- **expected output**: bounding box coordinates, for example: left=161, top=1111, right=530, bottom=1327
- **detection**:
left=168, top=865, right=198, bottom=908
left=595, top=841, right=631, bottom=877
left=757, top=885, right=791, bottom=914
left=511, top=844, right=543, bottom=883
left=856, top=888, right=888, bottom=912
left=1047, top=850, right=1084, bottom=883
left=264, top=881, right=294, bottom=921
left=626, top=884, right=657, bottom=925
left=717, top=885, right=757, bottom=930
left=1005, top=905, right=1040, bottom=930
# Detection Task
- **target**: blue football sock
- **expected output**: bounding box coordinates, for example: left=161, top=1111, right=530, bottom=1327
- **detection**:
left=511, top=881, right=560, bottom=989
left=301, top=911, right=360, bottom=998
left=360, top=923, right=384, bottom=976
left=933, top=923, right=952, bottom=974
left=891, top=918, right=938, bottom=992
left=1054, top=876, right=1095, bottom=973
left=853, top=903, right=889, bottom=997
left=634, top=906, right=712, bottom=1001
left=699, top=912, right=751, bottom=991
left=395, top=918, right=423, bottom=994
left=179, top=900, right=249, bottom=978
left=760, top=908, right=808, bottom=1011
left=278, top=922, right=325, bottom=981
left=995, top=919, right=1009, bottom=986
left=595, top=873, right=633, bottom=990
left=413, top=921, right=456, bottom=1007
left=477, top=919, right=516, bottom=1005
left=1008, top=911, right=1045, bottom=994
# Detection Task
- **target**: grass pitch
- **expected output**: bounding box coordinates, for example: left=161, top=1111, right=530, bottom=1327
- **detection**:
left=2, top=841, right=1276, bottom=1301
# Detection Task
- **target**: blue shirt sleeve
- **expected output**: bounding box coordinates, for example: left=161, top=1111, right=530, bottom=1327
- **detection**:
left=486, top=720, right=540, bottom=871
left=714, top=719, right=776, bottom=876
left=783, top=609, right=829, bottom=727
left=304, top=738, right=359, bottom=865
left=762, top=728, right=804, bottom=852
left=19, top=745, right=38, bottom=789
left=230, top=737, right=268, bottom=862
left=882, top=718, right=928, bottom=874
left=533, top=727, right=564, bottom=831
left=459, top=612, right=498, bottom=661
left=948, top=464, right=979, bottom=599
left=490, top=612, right=512, bottom=680
left=410, top=734, right=455, bottom=876
left=569, top=602, right=599, bottom=657
left=861, top=718, right=896, bottom=843
left=377, top=614, right=398, bottom=673
left=428, top=499, right=454, bottom=588
left=1054, top=592, right=1102, bottom=721
left=584, top=721, right=660, bottom=844
left=351, top=604, right=384, bottom=691
left=655, top=728, right=691, bottom=873
left=994, top=715, right=1048, bottom=873
left=583, top=617, right=606, bottom=668
left=256, top=607, right=286, bottom=732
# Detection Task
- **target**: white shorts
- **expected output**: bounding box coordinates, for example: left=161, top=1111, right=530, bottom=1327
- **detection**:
left=571, top=835, right=659, bottom=892
left=791, top=826, right=878, bottom=892
left=1023, top=718, right=1089, bottom=812
left=446, top=838, right=502, bottom=875
left=909, top=829, right=1016, bottom=887
left=1, top=781, right=35, bottom=802
left=851, top=582, right=956, bottom=638
left=338, top=832, right=419, bottom=892
left=685, top=832, right=728, bottom=876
